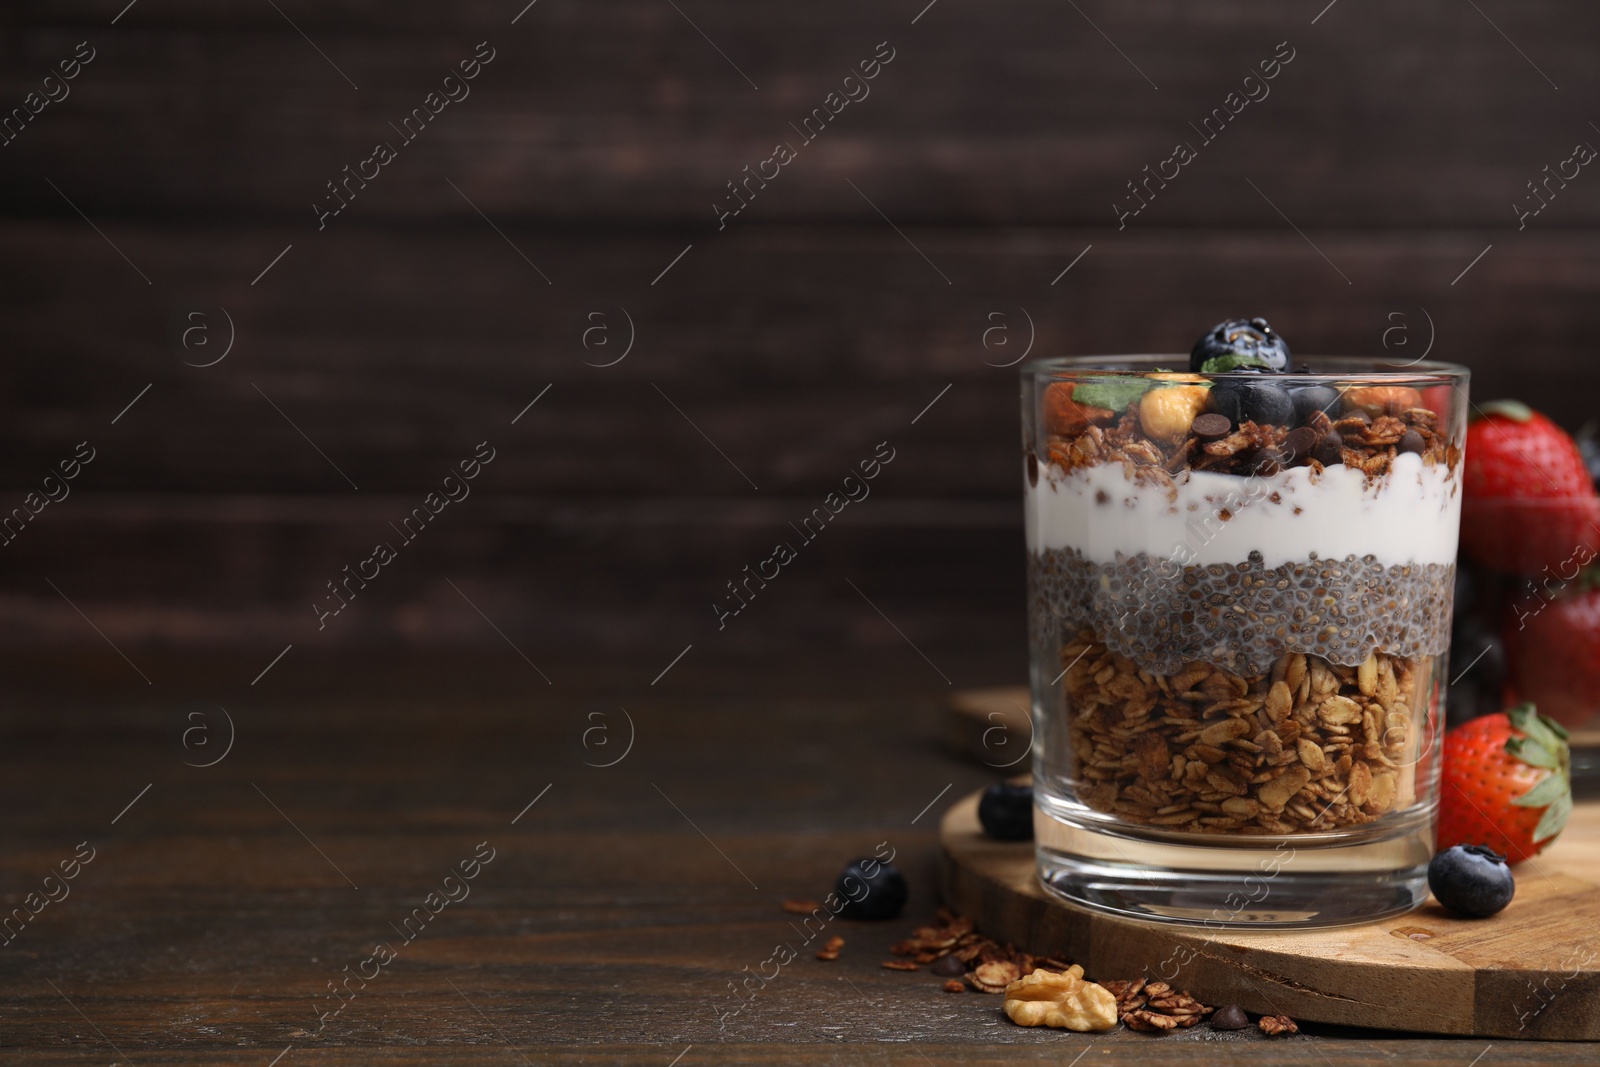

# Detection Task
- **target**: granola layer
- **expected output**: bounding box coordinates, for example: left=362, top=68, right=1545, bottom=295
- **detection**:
left=1062, top=631, right=1425, bottom=834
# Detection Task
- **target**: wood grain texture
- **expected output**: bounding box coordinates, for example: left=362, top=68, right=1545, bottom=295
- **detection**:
left=0, top=650, right=1594, bottom=1064
left=3, top=223, right=1599, bottom=495
left=1, top=1, right=1598, bottom=227
left=941, top=788, right=1600, bottom=1041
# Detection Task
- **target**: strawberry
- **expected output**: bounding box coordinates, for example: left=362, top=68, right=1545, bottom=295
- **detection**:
left=1460, top=400, right=1600, bottom=577
left=1505, top=580, right=1600, bottom=729
left=1437, top=703, right=1571, bottom=864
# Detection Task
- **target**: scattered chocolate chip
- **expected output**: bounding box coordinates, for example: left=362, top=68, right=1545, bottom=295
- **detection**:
left=1399, top=429, right=1426, bottom=455
left=1313, top=433, right=1343, bottom=466
left=1282, top=425, right=1321, bottom=462
left=1026, top=451, right=1039, bottom=487
left=1191, top=412, right=1233, bottom=440
left=1211, top=1004, right=1249, bottom=1030
left=931, top=954, right=967, bottom=977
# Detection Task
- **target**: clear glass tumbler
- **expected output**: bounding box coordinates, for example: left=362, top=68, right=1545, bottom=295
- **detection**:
left=1023, top=356, right=1469, bottom=927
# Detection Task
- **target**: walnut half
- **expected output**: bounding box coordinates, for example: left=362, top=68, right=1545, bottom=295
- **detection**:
left=1002, top=966, right=1119, bottom=1032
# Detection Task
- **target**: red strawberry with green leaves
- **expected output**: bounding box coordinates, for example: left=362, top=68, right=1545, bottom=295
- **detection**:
left=1437, top=703, right=1571, bottom=864
left=1505, top=579, right=1600, bottom=729
left=1461, top=400, right=1600, bottom=577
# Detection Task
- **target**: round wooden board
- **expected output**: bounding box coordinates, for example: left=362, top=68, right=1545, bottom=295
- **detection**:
left=939, top=787, right=1600, bottom=1040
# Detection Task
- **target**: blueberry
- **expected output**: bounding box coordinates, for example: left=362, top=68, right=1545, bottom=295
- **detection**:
left=1189, top=317, right=1291, bottom=373
left=1428, top=844, right=1515, bottom=918
left=1289, top=384, right=1341, bottom=426
left=978, top=783, right=1034, bottom=841
left=835, top=857, right=908, bottom=920
left=1208, top=378, right=1293, bottom=427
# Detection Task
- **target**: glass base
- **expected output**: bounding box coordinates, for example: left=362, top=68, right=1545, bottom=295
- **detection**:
left=1036, top=801, right=1433, bottom=929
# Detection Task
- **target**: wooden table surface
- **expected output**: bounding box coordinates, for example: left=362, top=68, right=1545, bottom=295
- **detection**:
left=1, top=646, right=1593, bottom=1066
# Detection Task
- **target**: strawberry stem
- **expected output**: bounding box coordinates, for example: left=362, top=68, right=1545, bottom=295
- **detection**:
left=1473, top=399, right=1534, bottom=423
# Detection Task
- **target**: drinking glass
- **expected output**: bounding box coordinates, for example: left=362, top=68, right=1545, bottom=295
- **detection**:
left=1023, top=356, right=1469, bottom=927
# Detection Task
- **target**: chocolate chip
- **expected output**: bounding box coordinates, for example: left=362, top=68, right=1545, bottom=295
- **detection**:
left=1282, top=426, right=1321, bottom=462
left=1313, top=433, right=1343, bottom=466
left=1399, top=429, right=1426, bottom=455
left=1191, top=412, right=1233, bottom=440
left=931, top=954, right=967, bottom=977
left=1211, top=1004, right=1250, bottom=1030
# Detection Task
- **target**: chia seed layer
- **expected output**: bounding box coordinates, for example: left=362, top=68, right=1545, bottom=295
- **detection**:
left=1028, top=547, right=1453, bottom=678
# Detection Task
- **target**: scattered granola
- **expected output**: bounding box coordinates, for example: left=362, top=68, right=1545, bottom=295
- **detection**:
left=888, top=908, right=1070, bottom=985
left=1001, top=966, right=1119, bottom=1032
left=815, top=935, right=844, bottom=962
left=967, top=961, right=1022, bottom=993
left=1258, top=1013, right=1300, bottom=1036
left=884, top=910, right=1222, bottom=1037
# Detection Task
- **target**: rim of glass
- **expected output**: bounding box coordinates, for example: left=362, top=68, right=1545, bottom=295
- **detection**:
left=1022, top=354, right=1469, bottom=384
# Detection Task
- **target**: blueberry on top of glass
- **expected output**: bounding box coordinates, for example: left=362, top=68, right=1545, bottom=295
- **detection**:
left=1190, top=317, right=1291, bottom=373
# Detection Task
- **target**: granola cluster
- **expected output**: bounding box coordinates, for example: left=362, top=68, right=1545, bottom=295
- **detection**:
left=883, top=908, right=1071, bottom=990
left=1064, top=631, right=1425, bottom=833
left=1101, top=978, right=1214, bottom=1031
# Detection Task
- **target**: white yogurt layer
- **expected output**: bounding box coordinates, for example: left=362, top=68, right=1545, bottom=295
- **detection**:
left=1025, top=451, right=1461, bottom=568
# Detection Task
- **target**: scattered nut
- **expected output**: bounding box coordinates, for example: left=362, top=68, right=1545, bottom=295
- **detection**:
left=1259, top=1013, right=1300, bottom=1036
left=815, top=935, right=844, bottom=961
left=781, top=899, right=821, bottom=915
left=881, top=960, right=918, bottom=971
left=1002, top=966, right=1119, bottom=1032
left=942, top=979, right=965, bottom=993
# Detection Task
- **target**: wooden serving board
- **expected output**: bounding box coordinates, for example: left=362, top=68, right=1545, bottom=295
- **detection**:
left=940, top=787, right=1600, bottom=1040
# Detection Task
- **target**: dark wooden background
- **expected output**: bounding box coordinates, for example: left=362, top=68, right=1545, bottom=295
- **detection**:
left=0, top=0, right=1597, bottom=663
left=4, top=4, right=1600, bottom=1063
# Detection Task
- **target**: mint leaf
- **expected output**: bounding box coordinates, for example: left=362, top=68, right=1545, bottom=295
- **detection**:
left=1200, top=353, right=1273, bottom=373
left=1073, top=377, right=1152, bottom=412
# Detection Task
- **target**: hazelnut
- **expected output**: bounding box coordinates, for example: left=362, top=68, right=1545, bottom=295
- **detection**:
left=1343, top=386, right=1422, bottom=418
left=1139, top=385, right=1209, bottom=443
